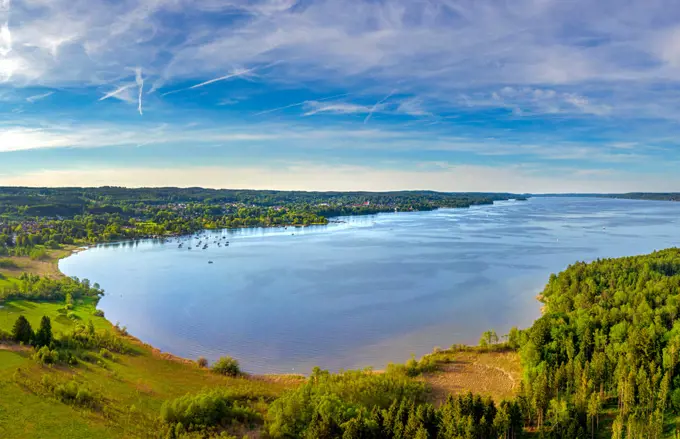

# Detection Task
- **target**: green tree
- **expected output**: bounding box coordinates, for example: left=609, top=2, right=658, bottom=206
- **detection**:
left=479, top=330, right=499, bottom=348
left=12, top=315, right=34, bottom=344
left=34, top=315, right=52, bottom=348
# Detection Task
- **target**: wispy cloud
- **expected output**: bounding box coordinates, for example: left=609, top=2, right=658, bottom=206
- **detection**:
left=26, top=91, right=54, bottom=103
left=303, top=101, right=378, bottom=117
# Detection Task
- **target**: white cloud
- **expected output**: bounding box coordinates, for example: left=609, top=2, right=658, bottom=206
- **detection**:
left=0, top=121, right=655, bottom=168
left=1, top=163, right=676, bottom=193
left=0, top=0, right=679, bottom=118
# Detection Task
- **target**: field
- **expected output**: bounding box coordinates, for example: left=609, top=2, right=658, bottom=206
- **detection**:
left=421, top=348, right=523, bottom=404
left=0, top=247, right=76, bottom=280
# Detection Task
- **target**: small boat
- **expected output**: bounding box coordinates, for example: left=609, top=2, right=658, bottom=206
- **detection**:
left=208, top=261, right=213, bottom=264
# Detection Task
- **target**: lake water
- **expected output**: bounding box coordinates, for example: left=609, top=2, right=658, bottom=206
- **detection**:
left=59, top=197, right=680, bottom=374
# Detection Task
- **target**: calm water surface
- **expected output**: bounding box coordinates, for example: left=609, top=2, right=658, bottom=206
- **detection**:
left=59, top=197, right=680, bottom=373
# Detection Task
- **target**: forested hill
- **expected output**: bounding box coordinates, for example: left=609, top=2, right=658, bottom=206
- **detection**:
left=0, top=186, right=517, bottom=210
left=516, top=248, right=680, bottom=437
left=534, top=193, right=680, bottom=202
left=604, top=193, right=680, bottom=201
left=0, top=187, right=523, bottom=254
left=0, top=187, right=521, bottom=219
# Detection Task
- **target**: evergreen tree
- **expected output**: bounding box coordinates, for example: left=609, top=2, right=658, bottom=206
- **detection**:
left=34, top=315, right=52, bottom=348
left=11, top=315, right=33, bottom=344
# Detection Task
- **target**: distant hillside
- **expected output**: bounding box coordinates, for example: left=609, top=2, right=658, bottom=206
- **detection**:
left=534, top=192, right=680, bottom=201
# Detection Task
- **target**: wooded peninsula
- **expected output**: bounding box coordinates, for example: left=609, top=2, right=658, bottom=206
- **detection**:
left=0, top=188, right=679, bottom=438
left=0, top=187, right=519, bottom=253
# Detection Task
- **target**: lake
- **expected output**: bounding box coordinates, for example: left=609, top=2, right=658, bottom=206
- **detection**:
left=59, top=197, right=680, bottom=374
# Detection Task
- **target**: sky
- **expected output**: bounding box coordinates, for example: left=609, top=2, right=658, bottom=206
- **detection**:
left=1, top=0, right=680, bottom=192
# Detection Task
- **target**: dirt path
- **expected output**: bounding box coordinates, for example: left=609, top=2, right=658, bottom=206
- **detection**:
left=0, top=343, right=31, bottom=353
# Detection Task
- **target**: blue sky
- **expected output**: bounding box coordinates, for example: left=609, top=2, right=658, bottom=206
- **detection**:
left=1, top=0, right=680, bottom=192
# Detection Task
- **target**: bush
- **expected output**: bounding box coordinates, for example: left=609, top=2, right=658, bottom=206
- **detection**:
left=93, top=309, right=105, bottom=317
left=160, top=389, right=261, bottom=431
left=197, top=356, right=208, bottom=368
left=211, top=356, right=240, bottom=376
left=33, top=346, right=59, bottom=365
left=99, top=348, right=115, bottom=361
left=42, top=377, right=99, bottom=409
left=67, top=311, right=79, bottom=320
left=386, top=354, right=438, bottom=377
left=45, top=240, right=62, bottom=250
left=29, top=248, right=48, bottom=261
left=0, top=258, right=19, bottom=269
left=0, top=329, right=11, bottom=342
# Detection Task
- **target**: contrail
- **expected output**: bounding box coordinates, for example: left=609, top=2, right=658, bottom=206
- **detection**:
left=189, top=68, right=253, bottom=89
left=161, top=68, right=254, bottom=96
left=253, top=93, right=352, bottom=116
left=364, top=90, right=396, bottom=124
left=99, top=84, right=135, bottom=101
left=135, top=67, right=144, bottom=115
left=26, top=91, right=54, bottom=103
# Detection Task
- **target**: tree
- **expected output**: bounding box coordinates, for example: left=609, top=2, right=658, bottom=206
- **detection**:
left=211, top=356, right=240, bottom=376
left=479, top=330, right=499, bottom=348
left=34, top=315, right=52, bottom=348
left=587, top=393, right=601, bottom=439
left=12, top=315, right=34, bottom=344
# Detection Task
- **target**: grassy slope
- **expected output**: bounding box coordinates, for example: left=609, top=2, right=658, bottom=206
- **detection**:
left=0, top=251, right=301, bottom=438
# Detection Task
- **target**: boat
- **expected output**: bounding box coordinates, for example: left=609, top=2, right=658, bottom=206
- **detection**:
left=208, top=261, right=213, bottom=264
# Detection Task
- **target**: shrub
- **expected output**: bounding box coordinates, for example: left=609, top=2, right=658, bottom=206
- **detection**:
left=197, top=356, right=208, bottom=368
left=29, top=248, right=48, bottom=261
left=0, top=258, right=19, bottom=269
left=386, top=354, right=438, bottom=377
left=67, top=311, right=79, bottom=320
left=45, top=240, right=62, bottom=250
left=0, top=329, right=11, bottom=342
left=99, top=348, right=115, bottom=360
left=93, top=309, right=105, bottom=317
left=43, top=378, right=99, bottom=409
left=58, top=323, right=129, bottom=354
left=211, top=356, right=240, bottom=376
left=33, top=346, right=59, bottom=365
left=160, top=390, right=261, bottom=431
